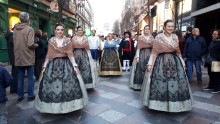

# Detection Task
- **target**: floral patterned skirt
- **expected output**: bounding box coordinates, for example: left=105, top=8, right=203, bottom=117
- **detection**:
left=74, top=49, right=98, bottom=89
left=129, top=48, right=151, bottom=89
left=141, top=52, right=193, bottom=112
left=35, top=57, right=88, bottom=114
left=99, top=49, right=122, bottom=76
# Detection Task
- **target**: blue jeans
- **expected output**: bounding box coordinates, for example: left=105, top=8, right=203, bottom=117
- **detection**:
left=186, top=60, right=202, bottom=82
left=17, top=66, right=35, bottom=98
left=90, top=49, right=98, bottom=61
left=0, top=103, right=7, bottom=124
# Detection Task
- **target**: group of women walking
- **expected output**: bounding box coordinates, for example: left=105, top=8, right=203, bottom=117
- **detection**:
left=35, top=23, right=97, bottom=113
left=129, top=20, right=193, bottom=112
left=34, top=19, right=193, bottom=114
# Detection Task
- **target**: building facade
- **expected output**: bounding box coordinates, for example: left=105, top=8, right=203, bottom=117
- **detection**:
left=76, top=0, right=93, bottom=30
left=0, top=0, right=92, bottom=62
left=121, top=0, right=220, bottom=43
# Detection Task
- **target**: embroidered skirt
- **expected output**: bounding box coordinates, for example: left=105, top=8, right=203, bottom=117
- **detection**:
left=129, top=48, right=151, bottom=89
left=35, top=57, right=88, bottom=113
left=74, top=48, right=98, bottom=89
left=141, top=52, right=193, bottom=112
left=99, top=49, right=122, bottom=76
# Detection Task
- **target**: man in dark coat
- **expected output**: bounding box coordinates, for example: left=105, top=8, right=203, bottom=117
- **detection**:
left=119, top=31, right=135, bottom=71
left=184, top=28, right=207, bottom=85
left=5, top=31, right=18, bottom=93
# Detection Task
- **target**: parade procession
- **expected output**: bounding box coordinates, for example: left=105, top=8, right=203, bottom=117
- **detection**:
left=0, top=0, right=220, bottom=124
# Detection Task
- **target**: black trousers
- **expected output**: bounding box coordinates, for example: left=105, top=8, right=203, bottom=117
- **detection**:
left=207, top=64, right=220, bottom=90
left=11, top=65, right=18, bottom=92
left=34, top=59, right=44, bottom=80
left=99, top=50, right=103, bottom=64
left=121, top=51, right=133, bottom=66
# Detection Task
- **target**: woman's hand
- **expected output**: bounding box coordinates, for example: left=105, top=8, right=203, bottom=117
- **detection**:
left=74, top=66, right=79, bottom=75
left=102, top=51, right=104, bottom=57
left=41, top=67, right=46, bottom=75
left=136, top=57, right=139, bottom=63
left=147, top=65, right=152, bottom=72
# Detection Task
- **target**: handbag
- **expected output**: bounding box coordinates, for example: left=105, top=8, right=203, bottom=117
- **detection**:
left=205, top=54, right=214, bottom=65
left=211, top=61, right=220, bottom=72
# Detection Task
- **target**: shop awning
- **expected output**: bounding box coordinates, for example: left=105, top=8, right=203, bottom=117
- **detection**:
left=190, top=3, right=220, bottom=17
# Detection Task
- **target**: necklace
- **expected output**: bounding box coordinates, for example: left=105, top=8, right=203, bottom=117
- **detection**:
left=55, top=37, right=65, bottom=47
left=163, top=32, right=172, bottom=37
left=76, top=36, right=84, bottom=44
left=143, top=35, right=150, bottom=40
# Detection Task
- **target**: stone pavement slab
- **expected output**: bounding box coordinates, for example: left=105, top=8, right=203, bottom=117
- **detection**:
left=4, top=66, right=220, bottom=124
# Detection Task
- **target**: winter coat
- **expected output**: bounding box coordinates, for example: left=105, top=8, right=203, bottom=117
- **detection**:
left=13, top=23, right=36, bottom=66
left=209, top=38, right=220, bottom=61
left=183, top=36, right=207, bottom=60
left=0, top=66, right=12, bottom=103
left=5, top=31, right=15, bottom=65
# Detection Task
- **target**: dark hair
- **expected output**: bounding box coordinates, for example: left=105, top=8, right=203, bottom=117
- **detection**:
left=113, top=33, right=119, bottom=37
left=187, top=27, right=193, bottom=32
left=144, top=25, right=150, bottom=29
left=77, top=26, right=83, bottom=30
left=213, top=29, right=220, bottom=36
left=35, top=29, right=42, bottom=37
left=124, top=31, right=131, bottom=38
left=55, top=22, right=65, bottom=29
left=164, top=19, right=173, bottom=28
left=42, top=32, right=48, bottom=39
left=175, top=30, right=183, bottom=38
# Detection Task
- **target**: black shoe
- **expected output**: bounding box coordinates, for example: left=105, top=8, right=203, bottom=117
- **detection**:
left=18, top=97, right=24, bottom=102
left=28, top=96, right=35, bottom=101
left=211, top=90, right=220, bottom=94
left=122, top=69, right=126, bottom=72
left=127, top=69, right=130, bottom=72
left=203, top=87, right=214, bottom=91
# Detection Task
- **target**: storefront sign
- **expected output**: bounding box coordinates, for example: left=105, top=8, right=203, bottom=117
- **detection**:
left=0, top=0, right=8, bottom=4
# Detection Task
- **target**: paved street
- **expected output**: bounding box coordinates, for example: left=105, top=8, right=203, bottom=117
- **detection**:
left=5, top=66, right=220, bottom=124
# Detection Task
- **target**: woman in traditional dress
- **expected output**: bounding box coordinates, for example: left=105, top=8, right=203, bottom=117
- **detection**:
left=99, top=33, right=122, bottom=76
left=72, top=26, right=98, bottom=89
left=141, top=20, right=193, bottom=112
left=35, top=23, right=88, bottom=114
left=129, top=25, right=154, bottom=90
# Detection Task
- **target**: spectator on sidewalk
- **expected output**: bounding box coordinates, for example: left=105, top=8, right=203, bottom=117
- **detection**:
left=175, top=30, right=185, bottom=55
left=88, top=29, right=100, bottom=62
left=184, top=26, right=193, bottom=41
left=13, top=12, right=38, bottom=102
left=184, top=28, right=207, bottom=85
left=41, top=32, right=49, bottom=53
left=0, top=62, right=13, bottom=124
left=34, top=30, right=47, bottom=80
left=98, top=35, right=105, bottom=64
left=152, top=30, right=158, bottom=38
left=5, top=30, right=18, bottom=94
left=113, top=33, right=121, bottom=49
left=204, top=30, right=220, bottom=93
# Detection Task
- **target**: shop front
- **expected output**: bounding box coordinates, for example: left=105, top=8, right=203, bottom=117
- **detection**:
left=0, top=0, right=77, bottom=62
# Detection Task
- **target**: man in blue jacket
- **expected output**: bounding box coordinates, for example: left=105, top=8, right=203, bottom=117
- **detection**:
left=0, top=62, right=13, bottom=123
left=184, top=28, right=207, bottom=85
